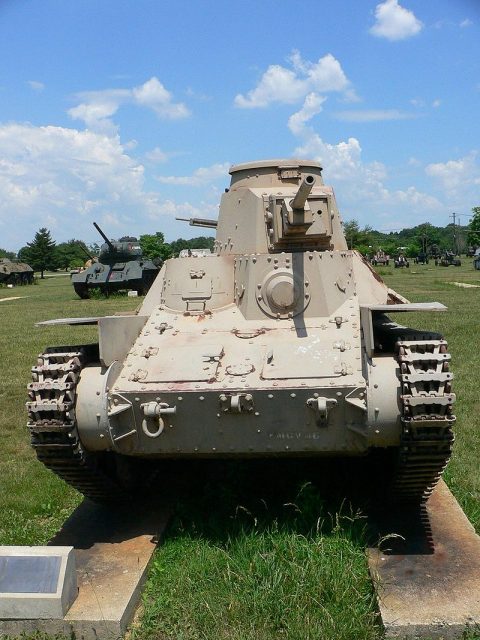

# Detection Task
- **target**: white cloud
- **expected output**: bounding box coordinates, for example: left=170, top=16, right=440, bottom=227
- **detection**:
left=460, top=19, right=473, bottom=28
left=287, top=97, right=441, bottom=226
left=156, top=162, right=230, bottom=186
left=234, top=52, right=350, bottom=109
left=27, top=80, right=45, bottom=92
left=370, top=0, right=423, bottom=41
left=0, top=122, right=201, bottom=249
left=288, top=93, right=326, bottom=136
left=132, top=77, right=190, bottom=119
left=425, top=152, right=480, bottom=194
left=333, top=109, right=416, bottom=122
left=432, top=99, right=441, bottom=108
left=68, top=77, right=190, bottom=132
left=145, top=147, right=170, bottom=163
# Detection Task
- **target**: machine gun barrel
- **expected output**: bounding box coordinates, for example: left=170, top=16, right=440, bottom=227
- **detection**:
left=93, top=222, right=115, bottom=251
left=176, top=216, right=218, bottom=229
left=290, top=175, right=316, bottom=210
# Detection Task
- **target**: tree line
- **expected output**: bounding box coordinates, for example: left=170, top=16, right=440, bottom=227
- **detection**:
left=3, top=208, right=479, bottom=278
left=344, top=207, right=480, bottom=257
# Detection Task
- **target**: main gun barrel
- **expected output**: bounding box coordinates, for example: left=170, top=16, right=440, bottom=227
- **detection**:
left=176, top=216, right=218, bottom=229
left=290, top=175, right=316, bottom=210
left=93, top=222, right=115, bottom=251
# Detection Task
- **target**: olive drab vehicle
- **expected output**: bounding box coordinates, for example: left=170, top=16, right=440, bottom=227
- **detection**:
left=0, top=258, right=34, bottom=285
left=27, top=160, right=455, bottom=505
left=71, top=222, right=160, bottom=298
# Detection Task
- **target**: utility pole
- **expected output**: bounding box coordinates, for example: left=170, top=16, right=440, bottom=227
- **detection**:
left=450, top=212, right=457, bottom=254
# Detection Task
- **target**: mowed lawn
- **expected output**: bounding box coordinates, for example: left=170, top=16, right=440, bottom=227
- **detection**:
left=1, top=263, right=479, bottom=639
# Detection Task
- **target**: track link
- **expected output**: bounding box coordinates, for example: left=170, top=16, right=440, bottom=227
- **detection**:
left=27, top=345, right=126, bottom=503
left=391, top=337, right=455, bottom=503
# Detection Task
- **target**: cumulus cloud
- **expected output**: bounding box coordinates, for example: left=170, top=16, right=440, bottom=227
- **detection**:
left=0, top=123, right=200, bottom=249
left=333, top=109, right=416, bottom=122
left=156, top=162, right=230, bottom=186
left=288, top=93, right=326, bottom=136
left=234, top=52, right=351, bottom=108
left=370, top=0, right=423, bottom=41
left=68, top=77, right=190, bottom=133
left=426, top=152, right=480, bottom=194
left=287, top=96, right=441, bottom=227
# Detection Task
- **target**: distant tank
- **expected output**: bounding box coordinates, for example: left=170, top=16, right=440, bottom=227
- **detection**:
left=71, top=223, right=161, bottom=298
left=0, top=258, right=34, bottom=285
left=394, top=254, right=409, bottom=269
left=439, top=251, right=461, bottom=267
left=473, top=249, right=480, bottom=270
left=27, top=160, right=455, bottom=505
left=414, top=252, right=429, bottom=265
left=371, top=250, right=390, bottom=266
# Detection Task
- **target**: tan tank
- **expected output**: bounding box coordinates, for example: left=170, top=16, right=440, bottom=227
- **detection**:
left=27, top=159, right=455, bottom=504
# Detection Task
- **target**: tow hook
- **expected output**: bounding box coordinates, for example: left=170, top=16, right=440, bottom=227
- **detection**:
left=306, top=397, right=337, bottom=427
left=140, top=401, right=176, bottom=438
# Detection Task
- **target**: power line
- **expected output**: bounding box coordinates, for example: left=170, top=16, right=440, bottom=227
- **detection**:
left=450, top=212, right=457, bottom=254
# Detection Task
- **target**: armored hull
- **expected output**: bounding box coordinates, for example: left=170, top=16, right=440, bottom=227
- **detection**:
left=71, top=259, right=159, bottom=297
left=0, top=259, right=34, bottom=285
left=27, top=160, right=455, bottom=504
left=71, top=228, right=160, bottom=298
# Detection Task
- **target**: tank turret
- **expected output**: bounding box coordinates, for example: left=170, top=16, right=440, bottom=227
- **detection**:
left=27, top=159, right=456, bottom=506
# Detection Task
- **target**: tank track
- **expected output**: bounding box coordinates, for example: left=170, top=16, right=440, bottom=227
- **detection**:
left=26, top=345, right=126, bottom=503
left=391, top=336, right=455, bottom=503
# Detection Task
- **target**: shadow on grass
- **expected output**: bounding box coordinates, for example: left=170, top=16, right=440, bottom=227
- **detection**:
left=158, top=457, right=383, bottom=545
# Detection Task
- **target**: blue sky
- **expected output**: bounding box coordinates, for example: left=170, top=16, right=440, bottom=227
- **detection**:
left=0, top=0, right=479, bottom=250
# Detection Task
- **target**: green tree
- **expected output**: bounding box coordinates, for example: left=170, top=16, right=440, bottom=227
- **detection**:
left=0, top=248, right=16, bottom=260
left=54, top=240, right=91, bottom=270
left=139, top=232, right=172, bottom=262
left=342, top=220, right=373, bottom=252
left=467, top=207, right=480, bottom=248
left=22, top=228, right=56, bottom=278
left=169, top=236, right=215, bottom=256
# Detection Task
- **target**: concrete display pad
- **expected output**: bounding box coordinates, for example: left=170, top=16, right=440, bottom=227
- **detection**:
left=0, top=499, right=170, bottom=640
left=0, top=546, right=76, bottom=619
left=369, top=480, right=480, bottom=638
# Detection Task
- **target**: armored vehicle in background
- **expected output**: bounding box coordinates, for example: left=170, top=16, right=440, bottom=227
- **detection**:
left=0, top=259, right=34, bottom=285
left=71, top=223, right=160, bottom=298
left=394, top=254, right=409, bottom=269
left=27, top=159, right=455, bottom=505
left=414, top=252, right=429, bottom=265
left=371, top=250, right=390, bottom=266
left=439, top=251, right=461, bottom=267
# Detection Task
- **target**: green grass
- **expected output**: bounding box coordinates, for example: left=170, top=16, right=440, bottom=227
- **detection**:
left=0, top=274, right=139, bottom=545
left=1, top=263, right=480, bottom=639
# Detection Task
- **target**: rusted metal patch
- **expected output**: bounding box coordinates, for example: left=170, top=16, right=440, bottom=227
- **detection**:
left=368, top=480, right=480, bottom=638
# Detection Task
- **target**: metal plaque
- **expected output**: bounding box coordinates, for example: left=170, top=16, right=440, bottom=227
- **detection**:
left=0, top=556, right=61, bottom=594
